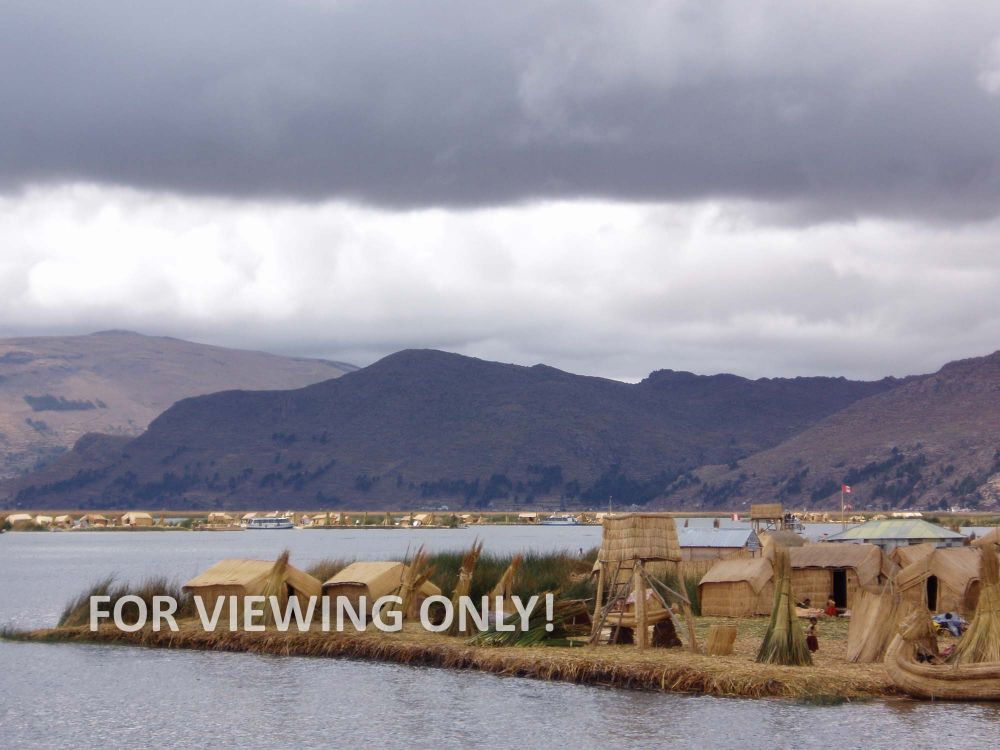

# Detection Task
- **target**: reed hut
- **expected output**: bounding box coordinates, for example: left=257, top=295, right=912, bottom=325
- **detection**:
left=759, top=529, right=806, bottom=550
left=322, top=561, right=441, bottom=615
left=33, top=514, right=54, bottom=527
left=207, top=512, right=234, bottom=526
left=698, top=557, right=774, bottom=617
left=972, top=528, right=1000, bottom=549
left=787, top=543, right=884, bottom=610
left=6, top=513, right=34, bottom=529
left=896, top=546, right=981, bottom=614
left=183, top=558, right=322, bottom=621
left=516, top=512, right=538, bottom=524
left=80, top=514, right=109, bottom=528
left=53, top=514, right=73, bottom=528
left=121, top=511, right=154, bottom=527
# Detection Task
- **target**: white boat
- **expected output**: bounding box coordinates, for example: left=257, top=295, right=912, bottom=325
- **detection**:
left=540, top=515, right=580, bottom=526
left=246, top=517, right=294, bottom=530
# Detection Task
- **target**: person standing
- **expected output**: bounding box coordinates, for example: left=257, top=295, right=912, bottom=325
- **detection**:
left=806, top=617, right=820, bottom=653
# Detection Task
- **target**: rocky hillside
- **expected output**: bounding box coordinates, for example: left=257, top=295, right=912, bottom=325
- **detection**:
left=0, top=331, right=355, bottom=477
left=0, top=349, right=897, bottom=510
left=673, top=351, right=1000, bottom=512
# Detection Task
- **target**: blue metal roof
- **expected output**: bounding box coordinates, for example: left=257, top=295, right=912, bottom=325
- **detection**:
left=825, top=518, right=964, bottom=542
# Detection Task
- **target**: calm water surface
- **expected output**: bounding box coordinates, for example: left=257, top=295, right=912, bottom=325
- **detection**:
left=2, top=526, right=997, bottom=750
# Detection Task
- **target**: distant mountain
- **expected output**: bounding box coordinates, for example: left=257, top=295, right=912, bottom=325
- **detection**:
left=673, top=351, right=1000, bottom=512
left=0, top=331, right=355, bottom=478
left=0, top=348, right=897, bottom=510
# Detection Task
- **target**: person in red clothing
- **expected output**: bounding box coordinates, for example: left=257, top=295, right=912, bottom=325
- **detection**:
left=824, top=597, right=838, bottom=617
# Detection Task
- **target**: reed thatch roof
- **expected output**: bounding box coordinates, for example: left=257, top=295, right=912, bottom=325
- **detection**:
left=322, top=561, right=441, bottom=601
left=759, top=529, right=806, bottom=548
left=121, top=512, right=153, bottom=525
left=896, top=547, right=980, bottom=600
left=699, top=557, right=773, bottom=593
left=973, top=528, right=1000, bottom=548
left=184, top=558, right=322, bottom=598
left=599, top=513, right=680, bottom=563
left=750, top=503, right=783, bottom=520
left=789, top=543, right=883, bottom=588
left=891, top=542, right=937, bottom=568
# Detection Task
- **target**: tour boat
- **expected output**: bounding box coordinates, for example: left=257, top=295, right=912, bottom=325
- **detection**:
left=246, top=517, right=294, bottom=530
left=540, top=515, right=580, bottom=526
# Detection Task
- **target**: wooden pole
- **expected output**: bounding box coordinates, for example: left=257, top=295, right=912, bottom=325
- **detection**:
left=590, top=563, right=606, bottom=641
left=633, top=561, right=647, bottom=649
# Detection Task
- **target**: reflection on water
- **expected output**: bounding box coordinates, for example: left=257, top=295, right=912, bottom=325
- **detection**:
left=2, top=527, right=998, bottom=750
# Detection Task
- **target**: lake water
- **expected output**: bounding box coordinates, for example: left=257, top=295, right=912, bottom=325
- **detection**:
left=2, top=527, right=997, bottom=750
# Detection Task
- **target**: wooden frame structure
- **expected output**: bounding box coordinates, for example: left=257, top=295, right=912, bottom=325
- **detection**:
left=590, top=514, right=699, bottom=652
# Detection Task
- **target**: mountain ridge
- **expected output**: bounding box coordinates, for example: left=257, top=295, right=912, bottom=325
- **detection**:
left=1, top=347, right=900, bottom=510
left=0, top=331, right=355, bottom=478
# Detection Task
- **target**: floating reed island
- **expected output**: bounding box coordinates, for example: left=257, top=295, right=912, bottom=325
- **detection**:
left=7, top=514, right=1000, bottom=702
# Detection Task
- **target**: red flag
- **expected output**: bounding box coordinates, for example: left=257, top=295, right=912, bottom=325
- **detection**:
left=842, top=484, right=852, bottom=493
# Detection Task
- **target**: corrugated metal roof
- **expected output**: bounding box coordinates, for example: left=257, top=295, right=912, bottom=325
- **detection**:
left=825, top=519, right=964, bottom=542
left=678, top=527, right=759, bottom=549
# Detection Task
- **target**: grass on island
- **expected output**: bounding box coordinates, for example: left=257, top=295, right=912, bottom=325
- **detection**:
left=4, top=547, right=906, bottom=701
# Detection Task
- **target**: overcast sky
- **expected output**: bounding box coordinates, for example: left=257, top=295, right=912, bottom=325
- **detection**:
left=2, top=1, right=1000, bottom=380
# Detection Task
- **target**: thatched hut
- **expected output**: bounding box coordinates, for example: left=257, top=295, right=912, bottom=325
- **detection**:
left=516, top=512, right=538, bottom=524
left=972, top=528, right=1000, bottom=549
left=6, top=513, right=34, bottom=529
left=759, top=529, right=806, bottom=549
left=53, top=514, right=73, bottom=528
left=322, top=561, right=441, bottom=614
left=183, top=558, right=322, bottom=621
left=33, top=514, right=54, bottom=527
left=698, top=557, right=774, bottom=617
left=787, top=543, right=884, bottom=609
left=896, top=546, right=981, bottom=614
left=80, top=514, right=109, bottom=528
left=121, top=511, right=154, bottom=527
left=206, top=512, right=234, bottom=526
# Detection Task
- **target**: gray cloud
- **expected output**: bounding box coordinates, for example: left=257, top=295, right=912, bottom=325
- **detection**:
left=3, top=1, right=1000, bottom=219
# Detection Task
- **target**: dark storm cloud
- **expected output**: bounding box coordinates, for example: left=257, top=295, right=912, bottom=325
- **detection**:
left=3, top=1, right=1000, bottom=219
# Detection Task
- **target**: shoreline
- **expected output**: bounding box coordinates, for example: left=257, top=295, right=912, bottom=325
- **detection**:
left=3, top=623, right=895, bottom=702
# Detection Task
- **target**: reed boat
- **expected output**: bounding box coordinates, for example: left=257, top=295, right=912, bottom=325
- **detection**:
left=884, top=634, right=1000, bottom=700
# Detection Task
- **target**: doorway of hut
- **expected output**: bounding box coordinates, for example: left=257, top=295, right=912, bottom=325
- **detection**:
left=832, top=569, right=848, bottom=608
left=926, top=575, right=938, bottom=611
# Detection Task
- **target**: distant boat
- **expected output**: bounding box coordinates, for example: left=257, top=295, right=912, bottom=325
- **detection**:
left=540, top=515, right=580, bottom=526
left=246, top=517, right=294, bottom=530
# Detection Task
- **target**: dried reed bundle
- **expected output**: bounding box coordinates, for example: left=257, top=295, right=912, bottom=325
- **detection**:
left=489, top=554, right=522, bottom=612
left=706, top=624, right=738, bottom=656
left=447, top=539, right=484, bottom=635
left=952, top=546, right=1000, bottom=664
left=468, top=597, right=588, bottom=647
left=846, top=585, right=912, bottom=663
left=260, top=550, right=290, bottom=627
left=394, top=546, right=436, bottom=619
left=756, top=545, right=812, bottom=666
